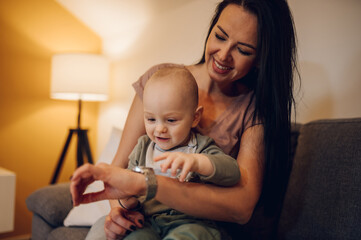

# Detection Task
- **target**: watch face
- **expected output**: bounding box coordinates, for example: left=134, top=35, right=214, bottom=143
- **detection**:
left=133, top=166, right=152, bottom=173
left=133, top=166, right=144, bottom=173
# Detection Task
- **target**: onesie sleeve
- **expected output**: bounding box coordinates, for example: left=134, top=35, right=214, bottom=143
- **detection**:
left=195, top=135, right=241, bottom=186
left=127, top=135, right=151, bottom=170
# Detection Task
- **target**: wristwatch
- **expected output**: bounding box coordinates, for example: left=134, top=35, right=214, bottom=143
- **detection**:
left=132, top=166, right=158, bottom=203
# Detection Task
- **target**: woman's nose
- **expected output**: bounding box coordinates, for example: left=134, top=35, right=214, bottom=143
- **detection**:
left=218, top=45, right=232, bottom=62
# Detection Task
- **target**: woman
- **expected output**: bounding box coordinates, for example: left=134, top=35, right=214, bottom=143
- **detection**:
left=71, top=0, right=298, bottom=239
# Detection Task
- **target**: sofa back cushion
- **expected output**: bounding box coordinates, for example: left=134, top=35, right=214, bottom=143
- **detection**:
left=278, top=118, right=361, bottom=240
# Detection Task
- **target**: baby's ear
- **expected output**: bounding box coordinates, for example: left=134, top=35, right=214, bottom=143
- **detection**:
left=192, top=106, right=203, bottom=128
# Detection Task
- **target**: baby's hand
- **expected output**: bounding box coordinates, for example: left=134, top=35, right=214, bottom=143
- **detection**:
left=154, top=152, right=199, bottom=182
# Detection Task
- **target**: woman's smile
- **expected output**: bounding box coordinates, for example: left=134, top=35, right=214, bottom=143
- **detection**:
left=205, top=4, right=258, bottom=85
left=213, top=58, right=232, bottom=74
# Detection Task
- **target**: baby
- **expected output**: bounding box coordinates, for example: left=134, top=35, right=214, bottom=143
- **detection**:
left=120, top=66, right=240, bottom=239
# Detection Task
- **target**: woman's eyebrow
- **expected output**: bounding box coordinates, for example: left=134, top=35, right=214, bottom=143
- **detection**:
left=217, top=25, right=229, bottom=38
left=217, top=25, right=256, bottom=50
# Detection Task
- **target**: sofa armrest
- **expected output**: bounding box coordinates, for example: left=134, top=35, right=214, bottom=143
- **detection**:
left=278, top=118, right=361, bottom=239
left=26, top=183, right=73, bottom=227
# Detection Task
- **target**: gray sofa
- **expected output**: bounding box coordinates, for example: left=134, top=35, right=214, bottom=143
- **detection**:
left=26, top=118, right=361, bottom=239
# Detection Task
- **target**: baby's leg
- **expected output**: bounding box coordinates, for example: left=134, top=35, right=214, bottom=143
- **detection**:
left=124, top=224, right=160, bottom=240
left=86, top=215, right=160, bottom=240
left=163, top=223, right=221, bottom=240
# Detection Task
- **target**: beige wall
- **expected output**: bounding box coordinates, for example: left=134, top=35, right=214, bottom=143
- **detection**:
left=289, top=0, right=361, bottom=122
left=0, top=0, right=101, bottom=238
left=96, top=0, right=219, bottom=155
left=97, top=0, right=361, bottom=153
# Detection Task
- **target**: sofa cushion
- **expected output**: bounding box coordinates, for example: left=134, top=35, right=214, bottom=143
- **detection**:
left=218, top=123, right=302, bottom=240
left=278, top=118, right=361, bottom=239
left=30, top=214, right=54, bottom=240
left=26, top=182, right=73, bottom=227
left=48, top=226, right=89, bottom=240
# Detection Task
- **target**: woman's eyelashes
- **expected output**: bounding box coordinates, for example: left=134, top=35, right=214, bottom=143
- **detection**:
left=215, top=33, right=226, bottom=41
left=215, top=33, right=252, bottom=56
left=237, top=47, right=251, bottom=56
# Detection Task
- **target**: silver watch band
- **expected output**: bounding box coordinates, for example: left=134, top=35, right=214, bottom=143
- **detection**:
left=132, top=166, right=158, bottom=201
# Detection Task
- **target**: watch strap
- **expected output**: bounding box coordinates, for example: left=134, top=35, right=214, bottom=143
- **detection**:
left=132, top=166, right=158, bottom=202
left=144, top=168, right=157, bottom=201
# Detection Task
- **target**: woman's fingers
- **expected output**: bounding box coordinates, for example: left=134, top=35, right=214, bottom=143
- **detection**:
left=125, top=210, right=144, bottom=228
left=71, top=163, right=101, bottom=182
left=70, top=163, right=105, bottom=206
left=104, top=215, right=123, bottom=238
left=105, top=207, right=143, bottom=239
left=71, top=163, right=145, bottom=205
left=110, top=208, right=136, bottom=231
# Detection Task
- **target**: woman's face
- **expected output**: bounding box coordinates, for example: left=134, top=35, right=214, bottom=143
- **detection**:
left=205, top=4, right=258, bottom=86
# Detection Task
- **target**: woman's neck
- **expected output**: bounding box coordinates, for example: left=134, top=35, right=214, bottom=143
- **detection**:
left=186, top=63, right=249, bottom=98
left=187, top=63, right=250, bottom=130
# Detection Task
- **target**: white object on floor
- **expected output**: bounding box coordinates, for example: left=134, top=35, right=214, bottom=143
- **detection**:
left=0, top=167, right=16, bottom=233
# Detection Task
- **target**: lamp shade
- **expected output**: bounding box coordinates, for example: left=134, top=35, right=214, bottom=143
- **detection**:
left=51, top=53, right=109, bottom=101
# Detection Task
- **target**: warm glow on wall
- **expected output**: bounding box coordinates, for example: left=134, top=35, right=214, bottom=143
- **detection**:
left=56, top=0, right=151, bottom=59
left=0, top=0, right=101, bottom=53
left=0, top=0, right=102, bottom=238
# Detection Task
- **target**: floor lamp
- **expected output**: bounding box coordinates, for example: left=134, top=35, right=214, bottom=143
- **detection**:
left=50, top=53, right=109, bottom=184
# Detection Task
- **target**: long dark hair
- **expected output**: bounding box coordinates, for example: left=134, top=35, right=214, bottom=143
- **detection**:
left=199, top=0, right=298, bottom=216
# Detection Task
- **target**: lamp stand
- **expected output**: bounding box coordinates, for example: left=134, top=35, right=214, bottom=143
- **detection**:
left=50, top=99, right=94, bottom=184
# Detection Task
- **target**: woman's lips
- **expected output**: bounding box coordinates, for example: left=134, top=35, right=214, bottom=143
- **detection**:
left=213, top=59, right=232, bottom=74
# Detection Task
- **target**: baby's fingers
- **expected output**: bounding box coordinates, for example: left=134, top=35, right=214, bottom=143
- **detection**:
left=154, top=152, right=170, bottom=162
left=170, top=158, right=184, bottom=177
left=160, top=159, right=173, bottom=173
left=178, top=163, right=192, bottom=182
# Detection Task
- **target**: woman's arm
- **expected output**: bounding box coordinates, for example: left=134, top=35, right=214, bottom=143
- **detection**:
left=105, top=95, right=146, bottom=237
left=72, top=125, right=265, bottom=224
left=111, top=95, right=146, bottom=168
left=154, top=124, right=265, bottom=224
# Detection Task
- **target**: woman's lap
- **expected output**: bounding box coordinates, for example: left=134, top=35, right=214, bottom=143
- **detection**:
left=85, top=215, right=107, bottom=240
left=85, top=212, right=221, bottom=240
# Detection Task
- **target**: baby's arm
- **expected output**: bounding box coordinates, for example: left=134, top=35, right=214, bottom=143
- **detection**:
left=154, top=152, right=213, bottom=182
left=154, top=137, right=240, bottom=186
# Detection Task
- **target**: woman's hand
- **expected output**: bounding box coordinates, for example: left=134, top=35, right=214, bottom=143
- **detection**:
left=70, top=163, right=145, bottom=206
left=104, top=206, right=144, bottom=240
left=119, top=197, right=141, bottom=210
left=154, top=152, right=213, bottom=182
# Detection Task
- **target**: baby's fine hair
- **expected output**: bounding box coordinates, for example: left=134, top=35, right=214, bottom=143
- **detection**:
left=148, top=67, right=199, bottom=110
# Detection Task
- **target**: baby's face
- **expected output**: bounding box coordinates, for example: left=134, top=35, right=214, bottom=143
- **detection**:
left=143, top=79, right=196, bottom=150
